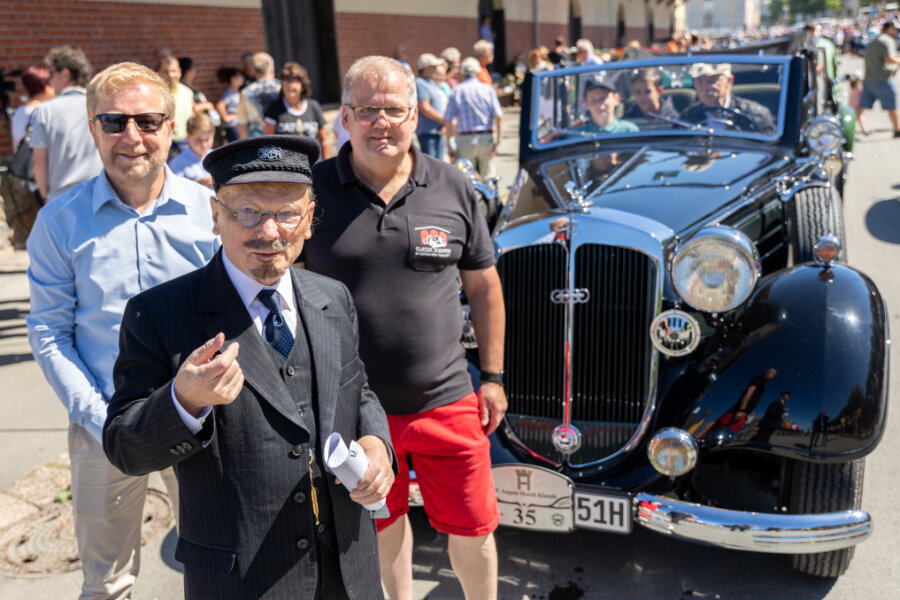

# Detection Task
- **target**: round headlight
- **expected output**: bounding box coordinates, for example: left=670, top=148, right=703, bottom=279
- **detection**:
left=671, top=227, right=760, bottom=313
left=804, top=116, right=843, bottom=156
left=647, top=428, right=698, bottom=477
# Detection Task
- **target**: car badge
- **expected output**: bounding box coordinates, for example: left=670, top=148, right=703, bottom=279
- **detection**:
left=258, top=145, right=283, bottom=161
left=552, top=424, right=582, bottom=455
left=650, top=309, right=701, bottom=357
left=550, top=288, right=590, bottom=304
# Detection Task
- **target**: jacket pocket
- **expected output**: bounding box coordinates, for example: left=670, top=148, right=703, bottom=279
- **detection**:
left=175, top=537, right=236, bottom=576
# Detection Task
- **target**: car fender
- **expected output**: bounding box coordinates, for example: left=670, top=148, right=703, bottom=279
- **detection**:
left=665, top=264, right=888, bottom=461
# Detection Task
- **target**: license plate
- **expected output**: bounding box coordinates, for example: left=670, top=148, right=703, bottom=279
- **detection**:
left=573, top=491, right=632, bottom=534
left=493, top=465, right=574, bottom=532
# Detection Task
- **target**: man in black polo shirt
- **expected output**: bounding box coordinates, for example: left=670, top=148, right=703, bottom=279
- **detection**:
left=304, top=55, right=506, bottom=600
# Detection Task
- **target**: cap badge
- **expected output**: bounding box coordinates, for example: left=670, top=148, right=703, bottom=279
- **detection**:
left=258, top=146, right=283, bottom=161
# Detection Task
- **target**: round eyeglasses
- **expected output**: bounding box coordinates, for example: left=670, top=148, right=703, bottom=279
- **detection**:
left=345, top=104, right=413, bottom=124
left=215, top=197, right=310, bottom=229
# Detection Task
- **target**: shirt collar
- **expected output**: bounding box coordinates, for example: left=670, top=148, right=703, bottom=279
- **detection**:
left=221, top=250, right=296, bottom=313
left=91, top=165, right=183, bottom=214
left=59, top=86, right=86, bottom=96
left=336, top=141, right=430, bottom=188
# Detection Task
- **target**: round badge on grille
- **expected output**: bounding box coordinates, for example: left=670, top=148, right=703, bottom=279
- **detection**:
left=552, top=424, right=582, bottom=454
left=650, top=309, right=701, bottom=357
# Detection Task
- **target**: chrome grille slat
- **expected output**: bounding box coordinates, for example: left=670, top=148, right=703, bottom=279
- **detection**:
left=498, top=243, right=657, bottom=465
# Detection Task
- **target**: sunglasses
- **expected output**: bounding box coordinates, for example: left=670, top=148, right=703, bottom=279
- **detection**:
left=93, top=113, right=170, bottom=134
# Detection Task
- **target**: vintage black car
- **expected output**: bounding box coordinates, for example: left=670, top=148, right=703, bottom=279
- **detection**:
left=465, top=50, right=887, bottom=578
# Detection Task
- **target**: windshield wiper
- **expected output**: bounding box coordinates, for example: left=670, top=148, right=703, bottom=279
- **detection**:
left=543, top=125, right=606, bottom=139
left=646, top=112, right=709, bottom=132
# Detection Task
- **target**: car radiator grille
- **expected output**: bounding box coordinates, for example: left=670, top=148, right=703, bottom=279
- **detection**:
left=497, top=243, right=657, bottom=465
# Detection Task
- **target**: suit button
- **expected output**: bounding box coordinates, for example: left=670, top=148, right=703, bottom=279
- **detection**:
left=293, top=492, right=306, bottom=504
left=290, top=445, right=304, bottom=457
left=317, top=523, right=326, bottom=534
left=169, top=448, right=179, bottom=456
left=180, top=442, right=192, bottom=452
left=286, top=365, right=295, bottom=376
left=296, top=538, right=309, bottom=550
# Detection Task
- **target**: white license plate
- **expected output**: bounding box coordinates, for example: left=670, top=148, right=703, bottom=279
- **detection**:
left=493, top=465, right=574, bottom=532
left=574, top=491, right=632, bottom=534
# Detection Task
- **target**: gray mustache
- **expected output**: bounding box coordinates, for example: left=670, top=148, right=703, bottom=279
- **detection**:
left=244, top=240, right=291, bottom=251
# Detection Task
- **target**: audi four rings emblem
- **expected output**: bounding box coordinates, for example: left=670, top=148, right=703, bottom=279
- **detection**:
left=550, top=288, right=590, bottom=304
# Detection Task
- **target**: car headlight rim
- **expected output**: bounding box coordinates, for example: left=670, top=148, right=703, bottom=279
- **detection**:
left=804, top=115, right=844, bottom=157
left=647, top=427, right=699, bottom=477
left=670, top=226, right=761, bottom=313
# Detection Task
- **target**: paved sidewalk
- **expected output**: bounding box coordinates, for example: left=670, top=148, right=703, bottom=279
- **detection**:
left=0, top=106, right=521, bottom=598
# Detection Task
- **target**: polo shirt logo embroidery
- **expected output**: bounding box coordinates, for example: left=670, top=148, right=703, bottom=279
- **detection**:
left=258, top=146, right=283, bottom=161
left=415, top=226, right=452, bottom=258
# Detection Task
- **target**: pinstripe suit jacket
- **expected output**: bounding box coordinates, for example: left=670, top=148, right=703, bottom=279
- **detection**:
left=103, top=250, right=390, bottom=600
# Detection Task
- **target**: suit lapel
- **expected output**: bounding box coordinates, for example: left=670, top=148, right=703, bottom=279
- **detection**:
left=199, top=252, right=306, bottom=430
left=292, top=268, right=340, bottom=445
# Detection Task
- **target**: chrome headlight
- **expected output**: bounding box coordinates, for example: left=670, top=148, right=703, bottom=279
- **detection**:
left=804, top=116, right=843, bottom=157
left=671, top=226, right=760, bottom=313
left=647, top=428, right=698, bottom=476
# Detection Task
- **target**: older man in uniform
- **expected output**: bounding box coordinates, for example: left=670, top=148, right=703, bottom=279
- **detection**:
left=104, top=135, right=394, bottom=599
left=304, top=55, right=507, bottom=600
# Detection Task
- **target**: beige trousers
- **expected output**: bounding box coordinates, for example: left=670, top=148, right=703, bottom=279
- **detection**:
left=68, top=423, right=179, bottom=600
left=455, top=132, right=497, bottom=179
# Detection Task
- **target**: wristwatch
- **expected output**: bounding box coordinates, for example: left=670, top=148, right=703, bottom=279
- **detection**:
left=480, top=370, right=505, bottom=385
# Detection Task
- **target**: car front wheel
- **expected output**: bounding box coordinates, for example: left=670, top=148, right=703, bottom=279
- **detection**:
left=788, top=459, right=865, bottom=577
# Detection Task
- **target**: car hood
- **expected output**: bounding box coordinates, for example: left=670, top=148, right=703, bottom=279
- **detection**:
left=532, top=145, right=789, bottom=234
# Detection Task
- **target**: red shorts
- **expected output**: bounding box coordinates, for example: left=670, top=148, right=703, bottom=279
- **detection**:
left=377, top=392, right=500, bottom=537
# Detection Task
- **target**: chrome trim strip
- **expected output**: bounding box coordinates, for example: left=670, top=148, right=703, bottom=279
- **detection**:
left=634, top=493, right=872, bottom=554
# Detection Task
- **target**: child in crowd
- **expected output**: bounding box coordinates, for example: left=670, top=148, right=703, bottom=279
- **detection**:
left=845, top=73, right=867, bottom=136
left=168, top=113, right=214, bottom=188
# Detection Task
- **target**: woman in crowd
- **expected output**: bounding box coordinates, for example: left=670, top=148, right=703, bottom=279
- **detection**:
left=11, top=65, right=54, bottom=152
left=216, top=66, right=244, bottom=143
left=262, top=61, right=329, bottom=158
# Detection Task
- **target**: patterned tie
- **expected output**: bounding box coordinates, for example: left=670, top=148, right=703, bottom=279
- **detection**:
left=257, top=289, right=294, bottom=357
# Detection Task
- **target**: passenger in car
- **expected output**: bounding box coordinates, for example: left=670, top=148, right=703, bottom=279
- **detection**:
left=623, top=69, right=679, bottom=122
left=576, top=76, right=638, bottom=134
left=680, top=63, right=776, bottom=135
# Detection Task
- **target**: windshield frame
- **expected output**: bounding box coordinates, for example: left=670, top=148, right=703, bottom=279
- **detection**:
left=529, top=54, right=792, bottom=152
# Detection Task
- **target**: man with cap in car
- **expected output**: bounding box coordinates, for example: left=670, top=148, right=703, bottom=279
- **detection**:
left=103, top=135, right=395, bottom=600
left=680, top=63, right=776, bottom=135
left=577, top=76, right=639, bottom=134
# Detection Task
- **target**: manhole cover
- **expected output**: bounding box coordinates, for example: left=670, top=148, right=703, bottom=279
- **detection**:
left=0, top=489, right=172, bottom=576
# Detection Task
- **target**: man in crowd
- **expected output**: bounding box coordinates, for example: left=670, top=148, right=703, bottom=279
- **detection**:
left=305, top=55, right=507, bottom=600
left=103, top=134, right=394, bottom=599
left=548, top=36, right=568, bottom=65
left=443, top=57, right=504, bottom=179
left=473, top=39, right=495, bottom=85
left=680, top=63, right=776, bottom=135
left=31, top=45, right=102, bottom=202
left=623, top=69, right=679, bottom=122
left=578, top=77, right=638, bottom=134
left=859, top=21, right=900, bottom=138
left=237, top=52, right=280, bottom=138
left=415, top=53, right=448, bottom=159
left=27, top=62, right=219, bottom=600
left=575, top=38, right=603, bottom=66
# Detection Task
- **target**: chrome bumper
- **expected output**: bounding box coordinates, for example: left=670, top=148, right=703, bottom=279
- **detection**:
left=634, top=493, right=871, bottom=554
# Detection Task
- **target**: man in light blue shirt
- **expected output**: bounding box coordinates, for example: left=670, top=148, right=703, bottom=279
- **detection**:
left=26, top=61, right=218, bottom=600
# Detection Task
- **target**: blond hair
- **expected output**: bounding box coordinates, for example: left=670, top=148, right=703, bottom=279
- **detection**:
left=186, top=113, right=215, bottom=135
left=86, top=62, right=174, bottom=119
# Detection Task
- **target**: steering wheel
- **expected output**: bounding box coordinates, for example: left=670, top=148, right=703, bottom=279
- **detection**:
left=707, top=106, right=760, bottom=133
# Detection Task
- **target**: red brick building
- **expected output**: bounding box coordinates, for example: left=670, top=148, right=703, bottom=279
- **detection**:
left=1, top=0, right=685, bottom=155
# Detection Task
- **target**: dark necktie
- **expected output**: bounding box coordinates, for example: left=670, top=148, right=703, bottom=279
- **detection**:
left=257, top=289, right=294, bottom=357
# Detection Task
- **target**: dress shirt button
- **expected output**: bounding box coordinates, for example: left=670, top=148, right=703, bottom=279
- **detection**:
left=290, top=445, right=304, bottom=457
left=286, top=365, right=295, bottom=376
left=293, top=492, right=306, bottom=504
left=143, top=253, right=152, bottom=262
left=296, top=538, right=309, bottom=550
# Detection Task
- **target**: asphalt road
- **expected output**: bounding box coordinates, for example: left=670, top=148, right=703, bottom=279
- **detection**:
left=0, top=56, right=897, bottom=599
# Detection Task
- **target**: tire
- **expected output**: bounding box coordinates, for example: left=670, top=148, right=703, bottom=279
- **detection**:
left=788, top=459, right=865, bottom=578
left=792, top=186, right=846, bottom=263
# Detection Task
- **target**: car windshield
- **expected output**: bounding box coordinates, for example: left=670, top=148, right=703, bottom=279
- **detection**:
left=531, top=58, right=787, bottom=149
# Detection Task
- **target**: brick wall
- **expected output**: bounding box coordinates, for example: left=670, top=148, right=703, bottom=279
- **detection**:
left=0, top=0, right=264, bottom=156
left=504, top=21, right=569, bottom=61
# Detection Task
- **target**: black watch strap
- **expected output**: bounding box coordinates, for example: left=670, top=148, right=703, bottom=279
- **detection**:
left=480, top=370, right=505, bottom=385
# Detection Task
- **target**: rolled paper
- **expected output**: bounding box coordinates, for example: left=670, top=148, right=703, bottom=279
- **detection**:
left=323, top=432, right=386, bottom=511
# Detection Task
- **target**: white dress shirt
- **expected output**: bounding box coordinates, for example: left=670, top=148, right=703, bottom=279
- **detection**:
left=173, top=251, right=298, bottom=433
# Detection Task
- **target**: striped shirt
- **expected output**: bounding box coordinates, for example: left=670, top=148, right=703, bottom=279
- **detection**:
left=443, top=77, right=503, bottom=134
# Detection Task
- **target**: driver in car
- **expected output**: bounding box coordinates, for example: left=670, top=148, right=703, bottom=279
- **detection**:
left=576, top=77, right=639, bottom=134
left=680, top=63, right=776, bottom=135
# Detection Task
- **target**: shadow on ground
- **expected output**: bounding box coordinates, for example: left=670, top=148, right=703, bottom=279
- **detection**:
left=865, top=199, right=900, bottom=244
